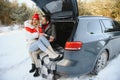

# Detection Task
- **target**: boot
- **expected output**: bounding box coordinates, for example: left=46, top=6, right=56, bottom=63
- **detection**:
left=33, top=68, right=40, bottom=77
left=47, top=46, right=62, bottom=61
left=29, top=64, right=36, bottom=73
left=49, top=55, right=61, bottom=61
left=44, top=49, right=58, bottom=59
left=47, top=46, right=56, bottom=54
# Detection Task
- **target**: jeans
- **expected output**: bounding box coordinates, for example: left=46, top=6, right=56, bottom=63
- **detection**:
left=29, top=36, right=50, bottom=52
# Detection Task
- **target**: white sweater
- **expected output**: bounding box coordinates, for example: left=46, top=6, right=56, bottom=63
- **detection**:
left=24, top=20, right=39, bottom=45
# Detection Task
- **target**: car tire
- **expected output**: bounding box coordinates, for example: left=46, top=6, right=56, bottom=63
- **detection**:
left=91, top=50, right=108, bottom=75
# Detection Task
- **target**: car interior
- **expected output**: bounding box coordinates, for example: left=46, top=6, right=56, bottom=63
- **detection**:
left=39, top=0, right=78, bottom=54
left=51, top=22, right=75, bottom=54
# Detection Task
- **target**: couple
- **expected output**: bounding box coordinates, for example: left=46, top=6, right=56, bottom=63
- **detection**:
left=24, top=13, right=61, bottom=77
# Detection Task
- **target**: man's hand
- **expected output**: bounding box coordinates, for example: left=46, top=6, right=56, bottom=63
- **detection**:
left=49, top=36, right=54, bottom=42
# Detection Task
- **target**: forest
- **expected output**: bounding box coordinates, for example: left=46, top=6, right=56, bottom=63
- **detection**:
left=0, top=0, right=120, bottom=25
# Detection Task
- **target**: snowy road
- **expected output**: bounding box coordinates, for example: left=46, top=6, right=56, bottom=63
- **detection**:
left=0, top=29, right=120, bottom=80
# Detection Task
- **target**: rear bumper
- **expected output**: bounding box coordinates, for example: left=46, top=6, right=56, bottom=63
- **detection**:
left=56, top=59, right=77, bottom=77
left=56, top=50, right=98, bottom=77
left=56, top=59, right=83, bottom=77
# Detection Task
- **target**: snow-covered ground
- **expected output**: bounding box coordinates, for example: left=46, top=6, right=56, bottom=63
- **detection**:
left=0, top=29, right=120, bottom=80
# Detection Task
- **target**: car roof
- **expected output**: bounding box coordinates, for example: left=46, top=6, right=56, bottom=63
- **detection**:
left=79, top=16, right=111, bottom=20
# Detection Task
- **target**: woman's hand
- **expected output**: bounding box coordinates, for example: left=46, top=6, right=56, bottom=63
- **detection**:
left=39, top=33, right=44, bottom=36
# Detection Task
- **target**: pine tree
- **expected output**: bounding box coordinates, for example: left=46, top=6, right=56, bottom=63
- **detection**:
left=0, top=0, right=13, bottom=25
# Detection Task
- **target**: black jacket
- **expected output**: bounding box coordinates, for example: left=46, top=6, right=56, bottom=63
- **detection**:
left=43, top=23, right=56, bottom=40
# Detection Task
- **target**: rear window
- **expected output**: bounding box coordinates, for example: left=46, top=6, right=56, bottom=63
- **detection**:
left=87, top=19, right=102, bottom=34
left=46, top=0, right=72, bottom=13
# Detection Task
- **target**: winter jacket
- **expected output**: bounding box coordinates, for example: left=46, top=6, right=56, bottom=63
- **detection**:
left=24, top=20, right=42, bottom=45
left=43, top=23, right=56, bottom=40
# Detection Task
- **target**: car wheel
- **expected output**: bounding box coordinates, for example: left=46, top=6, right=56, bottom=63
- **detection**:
left=92, top=50, right=108, bottom=75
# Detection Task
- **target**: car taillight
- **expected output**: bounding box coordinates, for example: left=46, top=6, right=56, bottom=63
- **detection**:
left=65, top=41, right=82, bottom=50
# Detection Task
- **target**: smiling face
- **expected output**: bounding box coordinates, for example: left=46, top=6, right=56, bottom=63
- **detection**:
left=41, top=17, right=48, bottom=25
left=31, top=18, right=40, bottom=26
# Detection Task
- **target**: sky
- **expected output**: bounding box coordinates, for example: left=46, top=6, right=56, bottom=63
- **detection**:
left=0, top=26, right=120, bottom=80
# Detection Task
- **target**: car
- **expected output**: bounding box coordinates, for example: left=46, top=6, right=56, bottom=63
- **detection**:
left=32, top=0, right=120, bottom=79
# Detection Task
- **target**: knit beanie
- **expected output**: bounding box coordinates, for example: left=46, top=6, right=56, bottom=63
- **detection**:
left=32, top=13, right=40, bottom=20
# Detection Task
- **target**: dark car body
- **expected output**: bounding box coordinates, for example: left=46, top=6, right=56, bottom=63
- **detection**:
left=32, top=0, right=120, bottom=78
left=56, top=16, right=120, bottom=77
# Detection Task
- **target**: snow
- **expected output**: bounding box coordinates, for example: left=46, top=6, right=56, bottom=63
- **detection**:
left=0, top=28, right=120, bottom=80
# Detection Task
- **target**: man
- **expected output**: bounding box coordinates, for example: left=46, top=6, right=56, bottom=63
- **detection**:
left=41, top=15, right=56, bottom=43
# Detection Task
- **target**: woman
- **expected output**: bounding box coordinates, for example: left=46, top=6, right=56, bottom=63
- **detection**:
left=24, top=13, right=42, bottom=77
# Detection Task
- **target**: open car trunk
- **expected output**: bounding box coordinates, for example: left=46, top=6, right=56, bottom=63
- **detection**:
left=54, top=22, right=74, bottom=48
left=31, top=0, right=78, bottom=51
